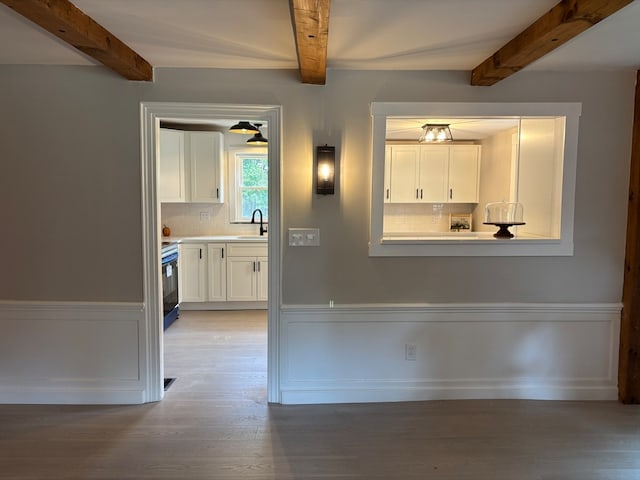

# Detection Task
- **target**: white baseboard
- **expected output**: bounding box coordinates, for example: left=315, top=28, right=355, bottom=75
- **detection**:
left=0, top=301, right=146, bottom=404
left=279, top=303, right=621, bottom=404
left=180, top=301, right=267, bottom=311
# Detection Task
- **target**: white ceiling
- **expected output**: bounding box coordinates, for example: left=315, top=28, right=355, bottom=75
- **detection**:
left=0, top=0, right=638, bottom=72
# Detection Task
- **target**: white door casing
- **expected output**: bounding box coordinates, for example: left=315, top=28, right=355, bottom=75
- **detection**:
left=140, top=102, right=282, bottom=403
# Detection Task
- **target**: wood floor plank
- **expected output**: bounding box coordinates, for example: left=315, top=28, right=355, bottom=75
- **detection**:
left=1, top=310, right=640, bottom=479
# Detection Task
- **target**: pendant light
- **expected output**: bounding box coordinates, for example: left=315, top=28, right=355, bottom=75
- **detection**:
left=246, top=123, right=268, bottom=145
left=229, top=121, right=259, bottom=134
left=418, top=123, right=453, bottom=143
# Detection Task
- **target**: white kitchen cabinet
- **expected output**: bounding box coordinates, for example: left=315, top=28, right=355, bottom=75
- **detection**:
left=189, top=131, right=224, bottom=203
left=158, top=129, right=186, bottom=202
left=448, top=145, right=481, bottom=203
left=384, top=146, right=391, bottom=203
left=158, top=129, right=224, bottom=203
left=207, top=243, right=227, bottom=302
left=385, top=144, right=480, bottom=203
left=419, top=146, right=449, bottom=202
left=256, top=255, right=268, bottom=301
left=387, top=145, right=420, bottom=203
left=178, top=243, right=206, bottom=302
left=226, top=243, right=268, bottom=302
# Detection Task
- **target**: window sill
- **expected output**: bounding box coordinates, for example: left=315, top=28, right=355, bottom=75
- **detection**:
left=370, top=233, right=571, bottom=256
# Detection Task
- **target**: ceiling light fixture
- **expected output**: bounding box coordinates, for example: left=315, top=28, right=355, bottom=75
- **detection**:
left=246, top=123, right=268, bottom=145
left=418, top=123, right=453, bottom=143
left=229, top=121, right=259, bottom=134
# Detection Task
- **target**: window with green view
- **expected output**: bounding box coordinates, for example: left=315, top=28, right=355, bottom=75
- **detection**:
left=235, top=153, right=268, bottom=221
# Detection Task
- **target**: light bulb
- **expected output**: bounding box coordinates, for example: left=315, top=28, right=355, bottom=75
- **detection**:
left=425, top=129, right=435, bottom=142
left=320, top=163, right=331, bottom=181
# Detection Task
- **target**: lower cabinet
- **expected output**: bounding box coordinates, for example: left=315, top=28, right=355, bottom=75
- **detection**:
left=178, top=243, right=206, bottom=302
left=207, top=243, right=226, bottom=301
left=226, top=244, right=268, bottom=302
left=179, top=241, right=267, bottom=306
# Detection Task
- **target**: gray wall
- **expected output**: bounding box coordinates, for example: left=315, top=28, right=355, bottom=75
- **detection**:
left=0, top=66, right=634, bottom=304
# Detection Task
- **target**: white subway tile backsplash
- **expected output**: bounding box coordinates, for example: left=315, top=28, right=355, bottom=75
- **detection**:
left=383, top=203, right=477, bottom=235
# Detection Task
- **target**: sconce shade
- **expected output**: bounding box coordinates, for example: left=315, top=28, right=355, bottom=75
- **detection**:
left=316, top=145, right=335, bottom=195
left=418, top=123, right=453, bottom=143
left=229, top=121, right=259, bottom=134
left=246, top=123, right=268, bottom=145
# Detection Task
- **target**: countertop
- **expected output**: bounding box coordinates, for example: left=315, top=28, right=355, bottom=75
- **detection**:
left=162, top=235, right=268, bottom=243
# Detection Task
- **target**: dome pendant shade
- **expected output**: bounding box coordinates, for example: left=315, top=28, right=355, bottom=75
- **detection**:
left=247, top=132, right=268, bottom=145
left=246, top=122, right=268, bottom=145
left=229, top=121, right=259, bottom=134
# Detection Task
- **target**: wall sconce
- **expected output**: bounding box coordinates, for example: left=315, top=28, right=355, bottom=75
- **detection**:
left=316, top=145, right=335, bottom=195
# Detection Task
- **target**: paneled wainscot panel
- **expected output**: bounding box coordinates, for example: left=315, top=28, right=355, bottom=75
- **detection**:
left=280, top=303, right=621, bottom=404
left=0, top=301, right=145, bottom=404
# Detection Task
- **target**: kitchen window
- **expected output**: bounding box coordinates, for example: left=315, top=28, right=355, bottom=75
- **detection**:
left=369, top=102, right=582, bottom=256
left=229, top=148, right=268, bottom=222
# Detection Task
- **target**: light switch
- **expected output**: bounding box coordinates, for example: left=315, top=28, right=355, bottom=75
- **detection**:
left=288, top=228, right=320, bottom=246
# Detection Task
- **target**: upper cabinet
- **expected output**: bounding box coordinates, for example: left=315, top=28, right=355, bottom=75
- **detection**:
left=158, top=129, right=186, bottom=202
left=158, top=129, right=224, bottom=203
left=448, top=145, right=481, bottom=203
left=385, top=144, right=480, bottom=203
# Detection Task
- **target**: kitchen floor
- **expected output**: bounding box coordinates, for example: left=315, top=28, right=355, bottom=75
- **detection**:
left=163, top=309, right=267, bottom=404
left=2, top=312, right=640, bottom=479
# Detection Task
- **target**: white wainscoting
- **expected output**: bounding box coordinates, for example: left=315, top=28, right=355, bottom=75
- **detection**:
left=280, top=303, right=621, bottom=404
left=0, top=301, right=146, bottom=404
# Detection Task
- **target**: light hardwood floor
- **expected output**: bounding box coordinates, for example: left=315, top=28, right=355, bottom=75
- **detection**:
left=2, top=310, right=640, bottom=479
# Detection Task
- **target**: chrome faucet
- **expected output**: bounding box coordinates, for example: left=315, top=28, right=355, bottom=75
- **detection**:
left=251, top=209, right=267, bottom=236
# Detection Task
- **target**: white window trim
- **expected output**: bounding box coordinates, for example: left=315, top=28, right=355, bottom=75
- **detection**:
left=228, top=147, right=268, bottom=223
left=369, top=102, right=582, bottom=256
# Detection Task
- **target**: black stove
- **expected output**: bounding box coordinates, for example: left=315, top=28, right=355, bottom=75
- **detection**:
left=161, top=242, right=179, bottom=329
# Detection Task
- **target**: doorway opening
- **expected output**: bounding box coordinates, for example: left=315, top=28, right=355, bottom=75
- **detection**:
left=140, top=102, right=282, bottom=403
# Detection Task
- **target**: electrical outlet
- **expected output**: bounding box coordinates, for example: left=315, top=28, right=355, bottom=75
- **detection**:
left=200, top=212, right=210, bottom=222
left=405, top=343, right=417, bottom=361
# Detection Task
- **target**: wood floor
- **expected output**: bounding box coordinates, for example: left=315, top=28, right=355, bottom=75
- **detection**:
left=2, top=310, right=640, bottom=479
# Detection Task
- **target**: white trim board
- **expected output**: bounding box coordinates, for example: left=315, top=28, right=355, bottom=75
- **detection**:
left=0, top=301, right=146, bottom=404
left=280, top=303, right=621, bottom=404
left=140, top=102, right=282, bottom=403
left=370, top=102, right=581, bottom=256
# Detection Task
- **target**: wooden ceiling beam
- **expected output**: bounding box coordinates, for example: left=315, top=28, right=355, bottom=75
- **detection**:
left=289, top=0, right=330, bottom=85
left=0, top=0, right=153, bottom=81
left=471, top=0, right=633, bottom=86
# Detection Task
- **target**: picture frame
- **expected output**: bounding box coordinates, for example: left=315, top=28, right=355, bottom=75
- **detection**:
left=449, top=213, right=472, bottom=232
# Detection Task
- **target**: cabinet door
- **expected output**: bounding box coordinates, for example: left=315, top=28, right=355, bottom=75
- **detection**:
left=158, top=129, right=186, bottom=202
left=449, top=145, right=480, bottom=202
left=384, top=146, right=391, bottom=203
left=226, top=256, right=257, bottom=301
left=419, top=146, right=449, bottom=202
left=179, top=244, right=206, bottom=302
left=189, top=131, right=224, bottom=203
left=256, top=256, right=268, bottom=301
left=207, top=243, right=227, bottom=302
left=388, top=146, right=420, bottom=202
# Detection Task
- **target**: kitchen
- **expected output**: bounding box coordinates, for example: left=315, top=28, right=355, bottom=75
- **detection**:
left=381, top=115, right=566, bottom=243
left=158, top=119, right=269, bottom=332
